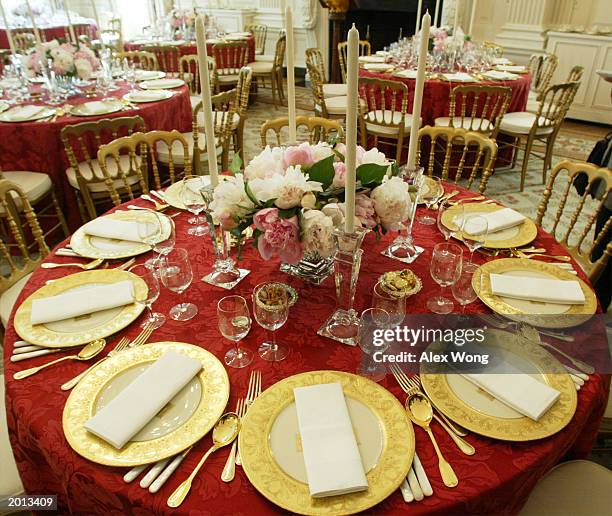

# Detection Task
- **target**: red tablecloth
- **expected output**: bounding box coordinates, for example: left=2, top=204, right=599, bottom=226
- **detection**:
left=3, top=184, right=609, bottom=514
left=124, top=36, right=256, bottom=69
left=0, top=23, right=98, bottom=48
left=0, top=83, right=192, bottom=229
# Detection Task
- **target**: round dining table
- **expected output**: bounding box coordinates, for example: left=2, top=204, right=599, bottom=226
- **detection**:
left=0, top=82, right=192, bottom=229
left=0, top=22, right=97, bottom=49
left=3, top=184, right=609, bottom=515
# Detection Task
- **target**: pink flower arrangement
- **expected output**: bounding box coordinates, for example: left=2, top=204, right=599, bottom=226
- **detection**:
left=254, top=208, right=302, bottom=264
left=25, top=39, right=100, bottom=80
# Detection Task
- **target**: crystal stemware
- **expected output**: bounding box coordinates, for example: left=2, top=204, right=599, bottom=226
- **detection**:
left=438, top=201, right=462, bottom=241
left=252, top=282, right=289, bottom=362
left=427, top=242, right=463, bottom=314
left=451, top=262, right=480, bottom=312
left=357, top=307, right=391, bottom=382
left=181, top=177, right=209, bottom=236
left=139, top=210, right=175, bottom=272
left=372, top=282, right=406, bottom=328
left=461, top=214, right=488, bottom=264
left=131, top=264, right=166, bottom=329
left=217, top=295, right=253, bottom=368
left=418, top=177, right=443, bottom=225
left=159, top=247, right=198, bottom=321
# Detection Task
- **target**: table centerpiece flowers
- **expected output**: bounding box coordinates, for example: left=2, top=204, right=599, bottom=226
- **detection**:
left=24, top=39, right=100, bottom=80
left=209, top=141, right=412, bottom=265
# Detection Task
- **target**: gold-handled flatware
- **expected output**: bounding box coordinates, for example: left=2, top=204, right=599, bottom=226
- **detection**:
left=511, top=249, right=571, bottom=261
left=41, top=258, right=104, bottom=270
left=128, top=323, right=156, bottom=348
left=406, top=392, right=458, bottom=488
left=13, top=339, right=106, bottom=380
left=167, top=412, right=240, bottom=508
left=236, top=370, right=262, bottom=466
left=221, top=398, right=245, bottom=482
left=434, top=190, right=459, bottom=210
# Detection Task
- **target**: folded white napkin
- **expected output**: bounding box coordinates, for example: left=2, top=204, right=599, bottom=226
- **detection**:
left=358, top=55, right=386, bottom=63
left=83, top=217, right=157, bottom=243
left=84, top=101, right=109, bottom=115
left=364, top=63, right=393, bottom=71
left=294, top=382, right=368, bottom=498
left=483, top=70, right=518, bottom=80
left=8, top=105, right=45, bottom=121
left=128, top=90, right=168, bottom=101
left=30, top=280, right=135, bottom=325
left=84, top=351, right=202, bottom=448
left=493, top=57, right=512, bottom=65
left=489, top=273, right=586, bottom=305
left=496, top=65, right=527, bottom=73
left=454, top=207, right=526, bottom=235
left=394, top=69, right=418, bottom=79
left=442, top=72, right=476, bottom=82
left=144, top=79, right=183, bottom=89
left=135, top=70, right=162, bottom=80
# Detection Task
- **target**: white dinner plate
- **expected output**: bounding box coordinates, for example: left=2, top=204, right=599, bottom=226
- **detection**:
left=139, top=78, right=185, bottom=89
left=495, top=65, right=528, bottom=73
left=135, top=70, right=166, bottom=81
left=482, top=70, right=519, bottom=81
left=123, top=89, right=173, bottom=103
left=359, top=55, right=386, bottom=63
left=69, top=100, right=124, bottom=117
left=0, top=105, right=55, bottom=122
left=363, top=63, right=395, bottom=72
left=228, top=32, right=251, bottom=37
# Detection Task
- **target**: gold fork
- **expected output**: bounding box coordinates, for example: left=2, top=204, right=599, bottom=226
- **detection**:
left=41, top=258, right=104, bottom=270
left=236, top=370, right=262, bottom=466
left=221, top=398, right=246, bottom=482
left=128, top=323, right=156, bottom=348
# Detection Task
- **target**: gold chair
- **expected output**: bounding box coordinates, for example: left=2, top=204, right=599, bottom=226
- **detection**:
left=212, top=40, right=250, bottom=89
left=305, top=47, right=347, bottom=98
left=498, top=81, right=580, bottom=191
left=245, top=24, right=268, bottom=56
left=535, top=160, right=611, bottom=283
left=567, top=65, right=584, bottom=83
left=416, top=126, right=498, bottom=193
left=310, top=66, right=355, bottom=120
left=338, top=39, right=371, bottom=83
left=230, top=66, right=253, bottom=165
left=434, top=84, right=512, bottom=138
left=528, top=52, right=558, bottom=101
left=179, top=54, right=217, bottom=109
left=359, top=76, right=415, bottom=163
left=142, top=44, right=181, bottom=74
left=484, top=41, right=504, bottom=57
left=0, top=180, right=50, bottom=329
left=261, top=115, right=344, bottom=148
left=116, top=50, right=158, bottom=71
left=61, top=116, right=146, bottom=221
left=247, top=32, right=285, bottom=108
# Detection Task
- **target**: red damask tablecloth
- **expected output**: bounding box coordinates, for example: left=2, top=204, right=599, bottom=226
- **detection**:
left=0, top=83, right=192, bottom=229
left=3, top=186, right=609, bottom=515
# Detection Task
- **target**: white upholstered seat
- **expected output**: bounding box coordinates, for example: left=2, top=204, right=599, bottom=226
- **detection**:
left=323, top=83, right=348, bottom=98
left=65, top=155, right=143, bottom=193
left=499, top=111, right=554, bottom=135
left=434, top=116, right=493, bottom=132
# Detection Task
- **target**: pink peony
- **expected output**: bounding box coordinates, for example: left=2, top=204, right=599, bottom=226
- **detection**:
left=335, top=143, right=366, bottom=165
left=218, top=210, right=237, bottom=230
left=332, top=161, right=346, bottom=188
left=254, top=208, right=302, bottom=264
left=355, top=193, right=378, bottom=229
left=281, top=142, right=315, bottom=170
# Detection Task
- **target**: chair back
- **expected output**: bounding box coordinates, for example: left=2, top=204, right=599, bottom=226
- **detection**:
left=338, top=40, right=370, bottom=83
left=273, top=32, right=287, bottom=70
left=528, top=52, right=558, bottom=97
left=309, top=66, right=329, bottom=118
left=0, top=180, right=49, bottom=297
left=179, top=54, right=216, bottom=95
left=245, top=24, right=267, bottom=55
left=117, top=50, right=159, bottom=71
left=447, top=84, right=512, bottom=137
left=359, top=76, right=408, bottom=130
left=417, top=126, right=498, bottom=193
left=235, top=66, right=253, bottom=119
left=533, top=81, right=580, bottom=135
left=566, top=65, right=584, bottom=83
left=108, top=18, right=122, bottom=32
left=212, top=41, right=249, bottom=78
left=535, top=160, right=612, bottom=282
left=305, top=47, right=326, bottom=82
left=142, top=45, right=181, bottom=73
left=261, top=115, right=344, bottom=147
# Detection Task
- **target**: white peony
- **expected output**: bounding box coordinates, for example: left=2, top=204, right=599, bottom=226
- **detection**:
left=250, top=166, right=323, bottom=209
left=210, top=173, right=255, bottom=225
left=311, top=142, right=335, bottom=162
left=301, top=209, right=336, bottom=258
left=321, top=203, right=345, bottom=227
left=244, top=145, right=284, bottom=180
left=359, top=147, right=390, bottom=168
left=370, top=176, right=411, bottom=231
left=74, top=58, right=93, bottom=80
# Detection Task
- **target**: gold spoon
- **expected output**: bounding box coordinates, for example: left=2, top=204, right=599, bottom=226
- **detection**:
left=13, top=339, right=106, bottom=380
left=167, top=412, right=240, bottom=508
left=406, top=393, right=458, bottom=488
left=41, top=258, right=104, bottom=270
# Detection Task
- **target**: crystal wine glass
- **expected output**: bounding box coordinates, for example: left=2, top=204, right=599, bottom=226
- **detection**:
left=217, top=295, right=253, bottom=368
left=451, top=262, right=480, bottom=312
left=159, top=247, right=197, bottom=321
left=418, top=177, right=443, bottom=225
left=357, top=307, right=391, bottom=382
left=252, top=282, right=290, bottom=362
left=427, top=242, right=463, bottom=314
left=372, top=282, right=406, bottom=328
left=461, top=214, right=488, bottom=264
left=139, top=210, right=175, bottom=272
left=181, top=176, right=209, bottom=236
left=437, top=201, right=462, bottom=241
left=130, top=264, right=166, bottom=329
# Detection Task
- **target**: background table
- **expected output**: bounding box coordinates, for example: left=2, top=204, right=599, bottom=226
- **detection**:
left=3, top=185, right=609, bottom=515
left=0, top=83, right=192, bottom=228
left=0, top=23, right=98, bottom=48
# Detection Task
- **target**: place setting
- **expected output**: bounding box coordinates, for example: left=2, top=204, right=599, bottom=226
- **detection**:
left=139, top=78, right=186, bottom=90
left=0, top=104, right=56, bottom=122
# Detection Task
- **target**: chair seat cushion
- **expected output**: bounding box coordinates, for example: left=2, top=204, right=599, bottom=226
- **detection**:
left=156, top=132, right=223, bottom=165
left=1, top=171, right=52, bottom=203
left=323, top=83, right=347, bottom=97
left=323, top=95, right=349, bottom=115
left=0, top=272, right=31, bottom=328
left=246, top=61, right=273, bottom=74
left=434, top=116, right=493, bottom=131
left=0, top=372, right=25, bottom=497
left=255, top=54, right=274, bottom=62
left=65, top=155, right=143, bottom=193
left=217, top=74, right=240, bottom=84
left=519, top=460, right=612, bottom=516
left=365, top=110, right=420, bottom=136
left=499, top=111, right=554, bottom=135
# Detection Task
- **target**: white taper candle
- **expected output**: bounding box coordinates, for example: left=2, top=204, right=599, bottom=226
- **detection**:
left=434, top=0, right=440, bottom=28
left=24, top=0, right=42, bottom=45
left=0, top=1, right=16, bottom=55
left=454, top=0, right=460, bottom=32
left=195, top=15, right=219, bottom=186
left=62, top=0, right=77, bottom=44
left=406, top=10, right=430, bottom=169
left=285, top=6, right=297, bottom=143
left=90, top=0, right=100, bottom=34
left=469, top=0, right=478, bottom=35
left=343, top=24, right=359, bottom=234
left=415, top=0, right=423, bottom=34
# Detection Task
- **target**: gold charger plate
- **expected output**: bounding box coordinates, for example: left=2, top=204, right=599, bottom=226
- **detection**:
left=163, top=177, right=212, bottom=210
left=69, top=100, right=124, bottom=117
left=415, top=176, right=443, bottom=204
left=239, top=370, right=414, bottom=515
left=63, top=341, right=230, bottom=466
left=70, top=210, right=173, bottom=259
left=0, top=106, right=55, bottom=122
left=420, top=329, right=577, bottom=441
left=13, top=269, right=147, bottom=348
left=475, top=258, right=597, bottom=328
left=441, top=203, right=537, bottom=249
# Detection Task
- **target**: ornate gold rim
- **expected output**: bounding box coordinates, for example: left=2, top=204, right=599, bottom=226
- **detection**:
left=70, top=210, right=172, bottom=259
left=474, top=258, right=597, bottom=328
left=63, top=342, right=230, bottom=466
left=14, top=270, right=147, bottom=347
left=416, top=176, right=443, bottom=204
left=69, top=100, right=124, bottom=117
left=140, top=78, right=185, bottom=89
left=420, top=330, right=577, bottom=441
left=239, top=370, right=414, bottom=515
left=0, top=106, right=55, bottom=122
left=122, top=90, right=174, bottom=103
left=441, top=203, right=538, bottom=249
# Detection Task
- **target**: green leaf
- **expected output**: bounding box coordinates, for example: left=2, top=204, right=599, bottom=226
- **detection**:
left=390, top=161, right=400, bottom=177
left=244, top=181, right=258, bottom=207
left=277, top=207, right=298, bottom=219
left=306, top=155, right=335, bottom=189
left=332, top=148, right=345, bottom=162
left=229, top=153, right=243, bottom=175
left=357, top=163, right=388, bottom=186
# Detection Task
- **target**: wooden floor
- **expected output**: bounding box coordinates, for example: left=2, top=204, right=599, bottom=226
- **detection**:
left=562, top=118, right=611, bottom=139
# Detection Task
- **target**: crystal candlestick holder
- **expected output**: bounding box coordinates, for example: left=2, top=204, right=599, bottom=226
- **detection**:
left=382, top=166, right=424, bottom=263
left=318, top=226, right=368, bottom=346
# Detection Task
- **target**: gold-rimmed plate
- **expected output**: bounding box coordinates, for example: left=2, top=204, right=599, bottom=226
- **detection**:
left=474, top=258, right=597, bottom=328
left=70, top=210, right=172, bottom=259
left=135, top=70, right=166, bottom=81
left=239, top=370, right=414, bottom=515
left=0, top=106, right=55, bottom=122
left=415, top=176, right=443, bottom=204
left=420, top=329, right=577, bottom=441
left=123, top=89, right=173, bottom=103
left=14, top=269, right=147, bottom=348
left=0, top=101, right=10, bottom=113
left=139, top=78, right=185, bottom=90
left=163, top=177, right=212, bottom=210
left=69, top=100, right=124, bottom=117
left=441, top=203, right=537, bottom=249
left=63, top=342, right=230, bottom=466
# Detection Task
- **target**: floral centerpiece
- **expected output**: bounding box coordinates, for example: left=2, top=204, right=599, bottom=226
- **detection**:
left=24, top=39, right=100, bottom=80
left=210, top=142, right=412, bottom=264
